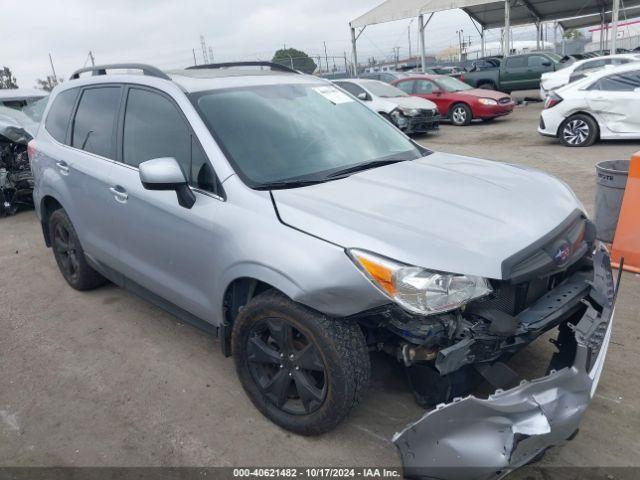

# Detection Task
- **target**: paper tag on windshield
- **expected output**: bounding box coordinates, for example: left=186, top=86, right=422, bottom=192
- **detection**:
left=313, top=86, right=353, bottom=104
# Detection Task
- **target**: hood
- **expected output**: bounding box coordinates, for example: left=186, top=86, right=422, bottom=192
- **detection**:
left=0, top=106, right=38, bottom=145
left=457, top=89, right=510, bottom=100
left=272, top=152, right=583, bottom=279
left=391, top=95, right=438, bottom=110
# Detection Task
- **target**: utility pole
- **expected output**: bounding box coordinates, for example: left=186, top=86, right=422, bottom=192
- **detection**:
left=408, top=25, right=412, bottom=60
left=323, top=41, right=329, bottom=73
left=193, top=48, right=197, bottom=66
left=48, top=53, right=57, bottom=82
left=208, top=46, right=214, bottom=64
left=393, top=46, right=400, bottom=69
left=88, top=51, right=95, bottom=66
left=200, top=35, right=209, bottom=64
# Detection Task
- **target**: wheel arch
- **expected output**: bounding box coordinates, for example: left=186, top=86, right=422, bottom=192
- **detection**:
left=218, top=267, right=305, bottom=356
left=39, top=195, right=65, bottom=247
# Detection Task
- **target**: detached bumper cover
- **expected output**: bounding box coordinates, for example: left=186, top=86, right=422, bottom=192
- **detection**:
left=393, top=249, right=615, bottom=480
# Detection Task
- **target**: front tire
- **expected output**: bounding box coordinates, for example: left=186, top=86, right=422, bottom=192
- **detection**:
left=232, top=291, right=370, bottom=435
left=49, top=209, right=107, bottom=290
left=559, top=114, right=598, bottom=147
left=450, top=103, right=472, bottom=126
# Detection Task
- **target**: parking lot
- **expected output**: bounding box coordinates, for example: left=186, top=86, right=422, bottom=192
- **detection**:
left=1, top=101, right=639, bottom=471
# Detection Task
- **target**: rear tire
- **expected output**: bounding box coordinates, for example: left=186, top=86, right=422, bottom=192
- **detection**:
left=232, top=290, right=370, bottom=435
left=49, top=209, right=107, bottom=290
left=450, top=103, right=472, bottom=126
left=558, top=114, right=598, bottom=147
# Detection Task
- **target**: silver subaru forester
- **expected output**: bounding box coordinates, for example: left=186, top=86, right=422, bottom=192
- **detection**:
left=30, top=62, right=616, bottom=478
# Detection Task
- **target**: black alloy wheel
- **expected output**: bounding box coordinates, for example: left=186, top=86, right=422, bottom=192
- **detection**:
left=246, top=317, right=327, bottom=415
left=53, top=221, right=81, bottom=284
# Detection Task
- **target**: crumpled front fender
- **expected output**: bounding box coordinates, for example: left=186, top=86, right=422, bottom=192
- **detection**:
left=393, top=249, right=615, bottom=480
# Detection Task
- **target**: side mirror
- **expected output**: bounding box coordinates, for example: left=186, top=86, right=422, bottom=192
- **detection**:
left=542, top=61, right=552, bottom=67
left=357, top=92, right=369, bottom=101
left=139, top=157, right=196, bottom=209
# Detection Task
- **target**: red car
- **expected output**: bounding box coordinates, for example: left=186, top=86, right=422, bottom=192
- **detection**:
left=391, top=75, right=515, bottom=126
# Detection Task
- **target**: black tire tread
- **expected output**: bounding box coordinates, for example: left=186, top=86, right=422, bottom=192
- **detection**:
left=232, top=290, right=370, bottom=435
left=49, top=209, right=107, bottom=291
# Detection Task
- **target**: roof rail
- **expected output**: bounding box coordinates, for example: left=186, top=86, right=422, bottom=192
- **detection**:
left=69, top=63, right=171, bottom=81
left=186, top=61, right=299, bottom=74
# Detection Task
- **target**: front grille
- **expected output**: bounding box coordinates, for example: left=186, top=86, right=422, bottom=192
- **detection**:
left=482, top=276, right=551, bottom=316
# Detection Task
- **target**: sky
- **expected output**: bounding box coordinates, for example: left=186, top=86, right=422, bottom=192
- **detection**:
left=2, top=0, right=520, bottom=89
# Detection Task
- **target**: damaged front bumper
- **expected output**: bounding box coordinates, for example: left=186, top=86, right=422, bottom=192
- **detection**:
left=393, top=248, right=616, bottom=480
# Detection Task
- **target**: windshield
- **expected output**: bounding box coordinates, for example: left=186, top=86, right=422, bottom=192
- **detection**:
left=363, top=81, right=408, bottom=98
left=192, top=83, right=423, bottom=187
left=436, top=76, right=473, bottom=92
left=546, top=53, right=563, bottom=63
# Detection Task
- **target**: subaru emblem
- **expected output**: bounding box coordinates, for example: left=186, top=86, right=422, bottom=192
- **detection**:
left=553, top=242, right=571, bottom=266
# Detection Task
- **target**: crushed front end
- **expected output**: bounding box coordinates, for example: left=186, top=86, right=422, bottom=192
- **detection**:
left=352, top=212, right=617, bottom=478
left=393, top=247, right=615, bottom=479
left=0, top=108, right=36, bottom=217
left=391, top=107, right=440, bottom=135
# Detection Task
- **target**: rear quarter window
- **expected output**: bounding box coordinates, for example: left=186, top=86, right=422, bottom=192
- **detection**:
left=44, top=89, right=79, bottom=143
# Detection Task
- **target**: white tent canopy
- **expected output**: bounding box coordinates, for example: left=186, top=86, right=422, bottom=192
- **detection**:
left=348, top=0, right=635, bottom=75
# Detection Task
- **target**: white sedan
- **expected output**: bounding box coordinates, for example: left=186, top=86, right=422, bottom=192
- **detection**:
left=539, top=53, right=640, bottom=99
left=538, top=63, right=640, bottom=147
left=333, top=79, right=440, bottom=135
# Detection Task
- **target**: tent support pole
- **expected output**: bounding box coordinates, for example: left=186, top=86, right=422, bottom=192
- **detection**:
left=611, top=0, right=620, bottom=55
left=350, top=26, right=358, bottom=77
left=419, top=14, right=426, bottom=73
left=503, top=0, right=511, bottom=57
left=419, top=13, right=434, bottom=73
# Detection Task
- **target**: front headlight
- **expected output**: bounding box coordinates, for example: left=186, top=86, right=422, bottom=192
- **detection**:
left=478, top=98, right=498, bottom=106
left=397, top=106, right=421, bottom=116
left=348, top=249, right=493, bottom=316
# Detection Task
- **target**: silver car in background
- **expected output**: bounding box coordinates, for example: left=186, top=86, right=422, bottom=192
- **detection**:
left=333, top=78, right=440, bottom=134
left=30, top=62, right=616, bottom=478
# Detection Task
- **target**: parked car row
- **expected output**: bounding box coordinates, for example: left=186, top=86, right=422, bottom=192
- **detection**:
left=334, top=75, right=514, bottom=130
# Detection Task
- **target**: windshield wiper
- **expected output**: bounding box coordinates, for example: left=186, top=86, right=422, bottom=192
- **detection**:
left=325, top=158, right=407, bottom=179
left=253, top=179, right=328, bottom=190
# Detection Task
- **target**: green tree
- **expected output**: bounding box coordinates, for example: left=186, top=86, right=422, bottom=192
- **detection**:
left=36, top=75, right=61, bottom=92
left=0, top=66, right=19, bottom=89
left=272, top=48, right=317, bottom=74
left=563, top=29, right=584, bottom=40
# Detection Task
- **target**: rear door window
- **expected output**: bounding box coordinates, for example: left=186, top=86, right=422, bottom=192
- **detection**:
left=591, top=71, right=640, bottom=91
left=395, top=80, right=415, bottom=94
left=44, top=88, right=79, bottom=144
left=71, top=87, right=121, bottom=158
left=505, top=56, right=527, bottom=68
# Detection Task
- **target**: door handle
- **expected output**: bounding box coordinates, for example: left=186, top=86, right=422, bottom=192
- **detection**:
left=109, top=186, right=129, bottom=203
left=56, top=161, right=70, bottom=175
